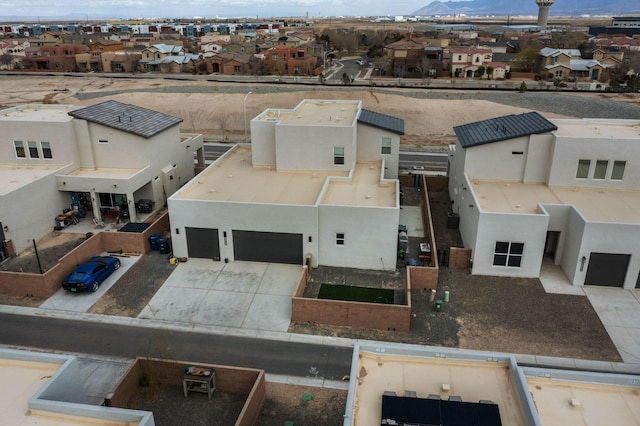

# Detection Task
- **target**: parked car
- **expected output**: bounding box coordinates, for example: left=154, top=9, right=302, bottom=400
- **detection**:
left=356, top=58, right=365, bottom=66
left=62, top=256, right=121, bottom=292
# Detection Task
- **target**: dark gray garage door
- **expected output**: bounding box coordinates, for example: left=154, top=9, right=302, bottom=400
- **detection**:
left=233, top=230, right=302, bottom=265
left=584, top=253, right=630, bottom=287
left=186, top=227, right=220, bottom=260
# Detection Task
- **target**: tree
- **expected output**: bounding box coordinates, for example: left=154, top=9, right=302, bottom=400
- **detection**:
left=476, top=66, right=486, bottom=79
left=519, top=81, right=527, bottom=93
left=513, top=48, right=540, bottom=72
left=0, top=53, right=13, bottom=70
left=341, top=72, right=353, bottom=85
left=486, top=66, right=494, bottom=80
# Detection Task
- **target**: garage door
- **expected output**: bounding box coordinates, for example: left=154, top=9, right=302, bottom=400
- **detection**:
left=584, top=253, right=630, bottom=287
left=186, top=227, right=220, bottom=260
left=233, top=230, right=302, bottom=265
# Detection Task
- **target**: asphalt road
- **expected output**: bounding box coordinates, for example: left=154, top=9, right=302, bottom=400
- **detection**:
left=0, top=313, right=353, bottom=380
left=203, top=143, right=448, bottom=171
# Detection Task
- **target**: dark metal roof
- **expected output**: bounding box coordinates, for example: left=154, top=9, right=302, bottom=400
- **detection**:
left=68, top=100, right=182, bottom=138
left=454, top=112, right=557, bottom=148
left=358, top=109, right=405, bottom=135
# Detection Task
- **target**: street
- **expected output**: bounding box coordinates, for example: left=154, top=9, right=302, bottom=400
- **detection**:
left=0, top=313, right=353, bottom=380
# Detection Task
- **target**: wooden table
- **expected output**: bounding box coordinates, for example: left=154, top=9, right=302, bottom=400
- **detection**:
left=182, top=367, right=216, bottom=399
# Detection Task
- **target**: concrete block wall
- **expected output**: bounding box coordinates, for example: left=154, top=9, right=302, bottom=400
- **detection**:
left=407, top=266, right=438, bottom=290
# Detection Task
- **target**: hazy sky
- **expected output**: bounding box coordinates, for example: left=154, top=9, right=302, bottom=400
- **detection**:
left=1, top=0, right=433, bottom=19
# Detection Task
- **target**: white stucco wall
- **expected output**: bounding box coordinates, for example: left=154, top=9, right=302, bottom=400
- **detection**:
left=3, top=119, right=76, bottom=166
left=463, top=136, right=530, bottom=181
left=0, top=175, right=68, bottom=254
left=168, top=199, right=319, bottom=265
left=356, top=124, right=399, bottom=179
left=547, top=136, right=640, bottom=189
left=274, top=124, right=356, bottom=172
left=523, top=134, right=553, bottom=183
left=560, top=207, right=587, bottom=286
left=318, top=205, right=398, bottom=270
left=472, top=212, right=549, bottom=278
left=250, top=119, right=277, bottom=167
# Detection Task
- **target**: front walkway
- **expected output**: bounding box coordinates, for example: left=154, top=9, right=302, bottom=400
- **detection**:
left=539, top=257, right=640, bottom=364
left=138, top=260, right=302, bottom=333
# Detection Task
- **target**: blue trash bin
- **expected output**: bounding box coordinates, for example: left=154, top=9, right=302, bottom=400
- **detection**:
left=148, top=234, right=161, bottom=251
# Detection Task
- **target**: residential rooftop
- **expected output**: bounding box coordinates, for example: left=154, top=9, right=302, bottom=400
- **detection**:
left=0, top=163, right=65, bottom=196
left=61, top=166, right=145, bottom=180
left=254, top=99, right=360, bottom=127
left=525, top=374, right=640, bottom=425
left=350, top=350, right=528, bottom=426
left=174, top=145, right=396, bottom=207
left=0, top=104, right=76, bottom=122
left=469, top=179, right=640, bottom=223
left=553, top=118, right=640, bottom=139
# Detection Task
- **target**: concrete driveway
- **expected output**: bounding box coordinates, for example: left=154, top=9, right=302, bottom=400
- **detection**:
left=39, top=254, right=140, bottom=312
left=584, top=287, right=640, bottom=364
left=138, top=259, right=302, bottom=332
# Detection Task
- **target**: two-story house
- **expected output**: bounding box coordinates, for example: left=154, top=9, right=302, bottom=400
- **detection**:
left=0, top=101, right=204, bottom=255
left=25, top=44, right=88, bottom=71
left=259, top=45, right=317, bottom=76
left=139, top=43, right=199, bottom=72
left=448, top=112, right=640, bottom=289
left=540, top=47, right=611, bottom=81
left=167, top=99, right=404, bottom=270
left=449, top=46, right=509, bottom=78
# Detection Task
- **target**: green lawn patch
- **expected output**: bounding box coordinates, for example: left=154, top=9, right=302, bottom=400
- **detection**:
left=318, top=284, right=394, bottom=304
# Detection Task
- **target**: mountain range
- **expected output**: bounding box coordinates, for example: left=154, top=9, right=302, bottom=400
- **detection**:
left=411, top=0, right=640, bottom=16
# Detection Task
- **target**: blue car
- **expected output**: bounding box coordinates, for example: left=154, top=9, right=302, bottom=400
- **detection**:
left=62, top=256, right=121, bottom=292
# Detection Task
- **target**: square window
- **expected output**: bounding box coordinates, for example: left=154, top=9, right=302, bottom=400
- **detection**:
left=14, top=141, right=25, bottom=158
left=41, top=141, right=52, bottom=159
left=593, top=160, right=608, bottom=179
left=611, top=160, right=625, bottom=180
left=28, top=141, right=39, bottom=158
left=381, top=137, right=392, bottom=154
left=576, top=159, right=590, bottom=179
left=334, top=146, right=345, bottom=165
left=493, top=241, right=524, bottom=268
left=336, top=233, right=345, bottom=246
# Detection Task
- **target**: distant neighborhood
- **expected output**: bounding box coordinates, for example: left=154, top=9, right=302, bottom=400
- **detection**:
left=0, top=16, right=639, bottom=90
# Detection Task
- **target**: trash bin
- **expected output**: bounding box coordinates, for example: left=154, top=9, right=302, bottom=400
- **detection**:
left=148, top=234, right=161, bottom=251
left=447, top=212, right=460, bottom=229
left=158, top=237, right=172, bottom=254
left=435, top=300, right=443, bottom=312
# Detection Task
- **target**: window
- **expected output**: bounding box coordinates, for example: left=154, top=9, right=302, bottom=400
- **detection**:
left=41, top=141, right=52, bottom=159
left=593, top=160, right=608, bottom=179
left=272, top=54, right=278, bottom=60
left=493, top=242, right=524, bottom=267
left=554, top=70, right=563, bottom=77
left=336, top=233, right=345, bottom=246
left=457, top=55, right=462, bottom=60
left=381, top=137, right=392, bottom=154
left=28, top=141, right=39, bottom=158
left=14, top=141, right=25, bottom=158
left=512, top=151, right=523, bottom=155
left=611, top=160, right=626, bottom=180
left=576, top=159, right=590, bottom=179
left=333, top=146, right=344, bottom=165
left=98, top=139, right=109, bottom=144
left=234, top=65, right=241, bottom=72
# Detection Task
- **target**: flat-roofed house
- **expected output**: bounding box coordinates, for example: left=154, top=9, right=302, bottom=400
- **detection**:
left=168, top=99, right=404, bottom=270
left=448, top=112, right=640, bottom=289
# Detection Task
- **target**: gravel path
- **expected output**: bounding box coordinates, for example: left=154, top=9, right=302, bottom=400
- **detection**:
left=73, top=82, right=640, bottom=119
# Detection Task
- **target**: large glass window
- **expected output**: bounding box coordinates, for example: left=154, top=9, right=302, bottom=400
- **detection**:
left=611, top=161, right=626, bottom=180
left=493, top=242, right=524, bottom=268
left=41, top=141, right=52, bottom=159
left=576, top=159, right=590, bottom=179
left=14, top=141, right=25, bottom=158
left=333, top=146, right=345, bottom=165
left=28, top=141, right=39, bottom=158
left=593, top=160, right=608, bottom=179
left=381, top=137, right=392, bottom=154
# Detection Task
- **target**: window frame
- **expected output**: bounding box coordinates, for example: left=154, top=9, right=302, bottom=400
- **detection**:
left=576, top=159, right=590, bottom=179
left=333, top=146, right=345, bottom=165
left=14, top=140, right=25, bottom=158
left=381, top=137, right=392, bottom=155
left=336, top=233, right=345, bottom=246
left=611, top=160, right=626, bottom=180
left=41, top=141, right=52, bottom=159
left=492, top=241, right=524, bottom=268
left=593, top=160, right=608, bottom=180
left=27, top=141, right=39, bottom=158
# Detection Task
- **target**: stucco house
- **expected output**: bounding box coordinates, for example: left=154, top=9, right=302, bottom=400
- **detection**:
left=448, top=112, right=640, bottom=289
left=449, top=46, right=509, bottom=78
left=167, top=99, right=404, bottom=270
left=0, top=101, right=204, bottom=256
